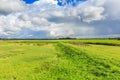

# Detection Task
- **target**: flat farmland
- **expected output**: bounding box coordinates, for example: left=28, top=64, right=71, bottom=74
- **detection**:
left=0, top=40, right=120, bottom=80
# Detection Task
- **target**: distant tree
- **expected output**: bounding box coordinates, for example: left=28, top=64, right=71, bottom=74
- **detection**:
left=117, top=37, right=120, bottom=40
left=59, top=37, right=76, bottom=39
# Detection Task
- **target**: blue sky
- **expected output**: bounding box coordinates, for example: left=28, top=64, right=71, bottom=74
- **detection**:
left=57, top=0, right=87, bottom=6
left=23, top=0, right=87, bottom=5
left=23, top=0, right=38, bottom=4
left=0, top=0, right=120, bottom=38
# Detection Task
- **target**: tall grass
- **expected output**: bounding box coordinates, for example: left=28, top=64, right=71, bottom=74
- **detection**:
left=55, top=43, right=120, bottom=80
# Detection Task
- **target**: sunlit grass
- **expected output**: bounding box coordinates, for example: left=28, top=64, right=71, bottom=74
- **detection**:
left=71, top=44, right=120, bottom=60
left=0, top=43, right=59, bottom=80
left=0, top=40, right=120, bottom=80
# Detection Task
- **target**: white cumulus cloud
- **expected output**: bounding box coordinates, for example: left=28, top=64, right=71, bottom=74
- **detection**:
left=0, top=0, right=119, bottom=38
left=0, top=0, right=27, bottom=14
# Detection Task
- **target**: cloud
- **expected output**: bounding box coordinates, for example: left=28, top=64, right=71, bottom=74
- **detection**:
left=104, top=0, right=120, bottom=20
left=0, top=0, right=27, bottom=14
left=0, top=0, right=120, bottom=38
left=79, top=6, right=104, bottom=22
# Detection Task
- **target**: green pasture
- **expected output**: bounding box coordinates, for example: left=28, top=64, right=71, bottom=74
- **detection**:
left=0, top=40, right=120, bottom=80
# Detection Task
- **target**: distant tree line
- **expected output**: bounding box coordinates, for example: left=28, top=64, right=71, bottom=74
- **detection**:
left=0, top=37, right=120, bottom=40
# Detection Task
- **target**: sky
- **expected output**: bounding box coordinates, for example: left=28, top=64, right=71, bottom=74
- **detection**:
left=23, top=0, right=38, bottom=4
left=0, top=0, right=120, bottom=38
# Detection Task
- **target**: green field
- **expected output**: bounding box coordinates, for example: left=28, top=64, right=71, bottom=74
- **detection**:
left=0, top=40, right=120, bottom=80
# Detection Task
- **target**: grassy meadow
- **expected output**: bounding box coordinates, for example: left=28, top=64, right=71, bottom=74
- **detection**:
left=0, top=39, right=120, bottom=80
